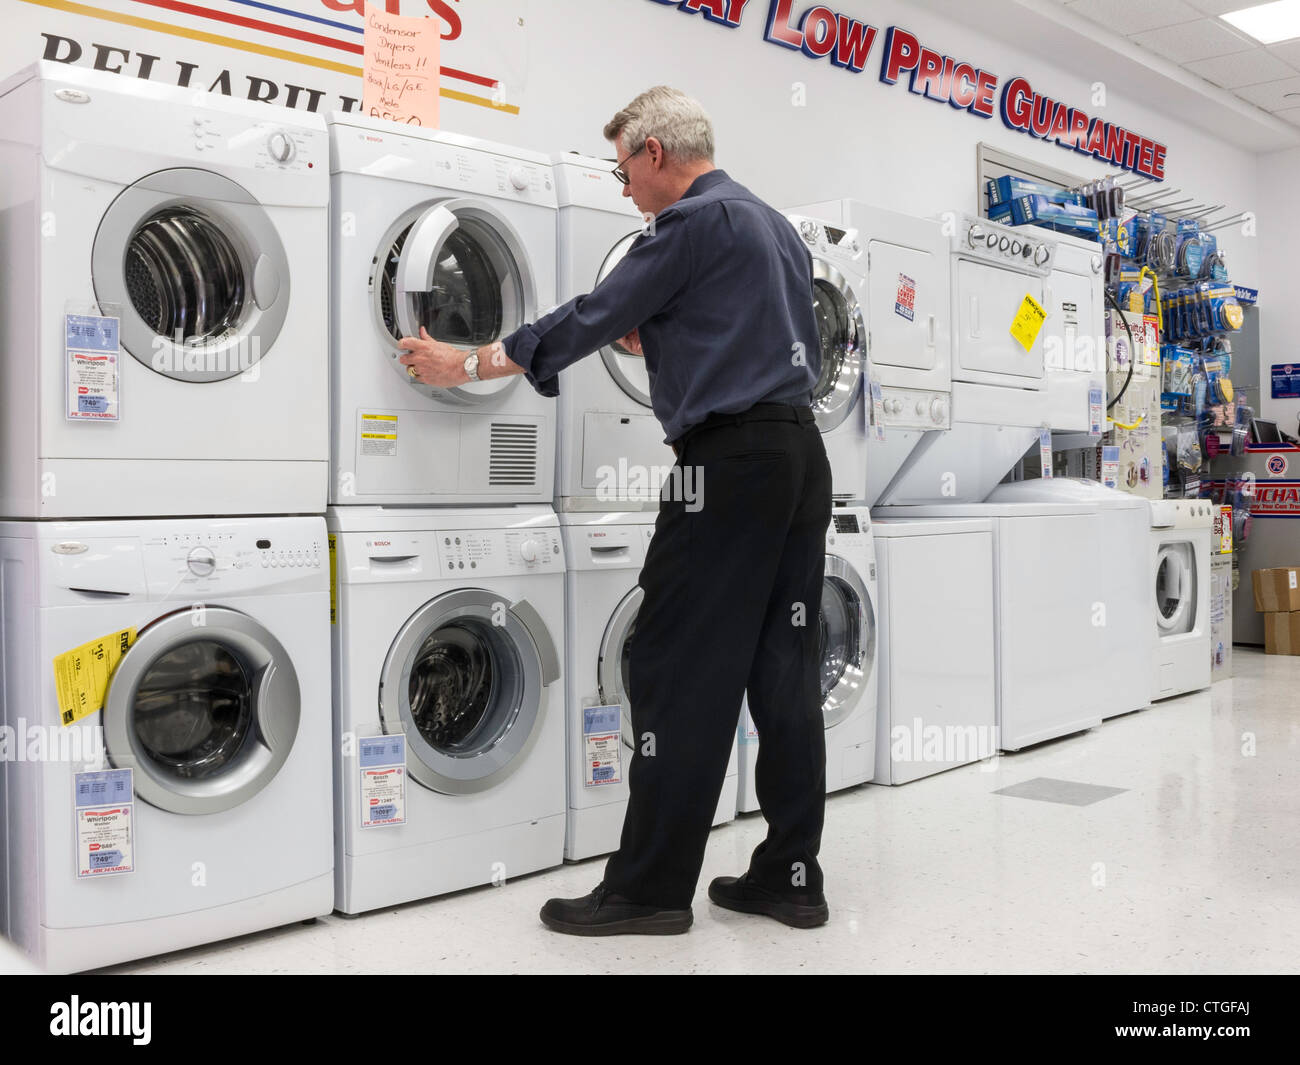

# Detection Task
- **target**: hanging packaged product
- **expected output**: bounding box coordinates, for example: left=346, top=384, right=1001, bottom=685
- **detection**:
left=1161, top=346, right=1194, bottom=411
left=1207, top=285, right=1244, bottom=333
left=1174, top=219, right=1206, bottom=279
left=1146, top=213, right=1176, bottom=273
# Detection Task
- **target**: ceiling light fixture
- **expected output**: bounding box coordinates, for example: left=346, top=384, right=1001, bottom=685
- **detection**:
left=1222, top=0, right=1300, bottom=44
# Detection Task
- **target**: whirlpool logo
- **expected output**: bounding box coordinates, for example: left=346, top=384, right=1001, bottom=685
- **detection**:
left=49, top=997, right=151, bottom=1046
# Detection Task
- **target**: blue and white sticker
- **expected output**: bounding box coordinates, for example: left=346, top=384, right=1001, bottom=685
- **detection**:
left=1101, top=445, right=1120, bottom=490
left=74, top=768, right=134, bottom=878
left=583, top=705, right=622, bottom=787
left=894, top=273, right=917, bottom=322
left=1089, top=387, right=1104, bottom=437
left=359, top=735, right=406, bottom=828
left=740, top=705, right=759, bottom=743
left=869, top=379, right=886, bottom=442
left=1039, top=429, right=1054, bottom=479
left=65, top=314, right=120, bottom=422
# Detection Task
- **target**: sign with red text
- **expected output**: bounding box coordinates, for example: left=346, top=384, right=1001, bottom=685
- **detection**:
left=649, top=0, right=1168, bottom=180
left=363, top=2, right=439, bottom=127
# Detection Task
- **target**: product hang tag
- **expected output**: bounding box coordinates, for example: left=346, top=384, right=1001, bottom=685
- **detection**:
left=869, top=378, right=886, bottom=442
left=359, top=735, right=407, bottom=828
left=65, top=310, right=121, bottom=422
left=1010, top=294, right=1048, bottom=353
left=583, top=705, right=622, bottom=787
left=53, top=628, right=137, bottom=727
left=1039, top=429, right=1054, bottom=479
left=741, top=704, right=759, bottom=742
left=74, top=769, right=135, bottom=878
left=1089, top=387, right=1104, bottom=437
left=1101, top=445, right=1120, bottom=489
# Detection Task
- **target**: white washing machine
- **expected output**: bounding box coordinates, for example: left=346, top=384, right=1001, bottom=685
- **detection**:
left=882, top=500, right=1104, bottom=750
left=988, top=478, right=1150, bottom=718
left=737, top=507, right=878, bottom=811
left=559, top=511, right=736, bottom=861
left=0, top=63, right=330, bottom=519
left=870, top=517, right=996, bottom=784
left=1043, top=232, right=1106, bottom=433
left=878, top=215, right=1056, bottom=505
left=552, top=153, right=674, bottom=512
left=0, top=517, right=332, bottom=972
left=787, top=200, right=952, bottom=505
left=1148, top=499, right=1213, bottom=701
left=328, top=506, right=567, bottom=912
left=328, top=115, right=558, bottom=507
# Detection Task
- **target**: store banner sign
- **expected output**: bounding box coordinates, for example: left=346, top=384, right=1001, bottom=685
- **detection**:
left=4, top=0, right=527, bottom=117
left=650, top=0, right=1169, bottom=180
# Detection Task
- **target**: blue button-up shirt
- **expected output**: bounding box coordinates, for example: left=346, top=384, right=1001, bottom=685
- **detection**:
left=503, top=169, right=821, bottom=443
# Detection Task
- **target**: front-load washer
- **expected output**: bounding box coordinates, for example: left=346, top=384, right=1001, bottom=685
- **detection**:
left=870, top=517, right=996, bottom=784
left=328, top=506, right=566, bottom=912
left=737, top=507, right=878, bottom=811
left=0, top=63, right=330, bottom=519
left=560, top=511, right=736, bottom=861
left=788, top=200, right=953, bottom=504
left=879, top=500, right=1104, bottom=750
left=0, top=517, right=332, bottom=972
left=552, top=154, right=674, bottom=512
left=1148, top=499, right=1213, bottom=701
left=1043, top=232, right=1106, bottom=433
left=328, top=115, right=558, bottom=507
left=877, top=215, right=1057, bottom=506
left=988, top=478, right=1150, bottom=718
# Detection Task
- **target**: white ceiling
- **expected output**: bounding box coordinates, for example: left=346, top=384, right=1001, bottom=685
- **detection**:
left=1052, top=0, right=1300, bottom=129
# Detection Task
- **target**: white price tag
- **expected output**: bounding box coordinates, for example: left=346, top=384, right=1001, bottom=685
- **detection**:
left=1039, top=429, right=1054, bottom=479
left=1089, top=387, right=1104, bottom=437
left=869, top=380, right=886, bottom=442
left=1101, top=445, right=1120, bottom=490
left=65, top=314, right=120, bottom=422
left=359, top=735, right=407, bottom=828
left=74, top=769, right=134, bottom=878
left=583, top=705, right=622, bottom=787
left=741, top=705, right=759, bottom=742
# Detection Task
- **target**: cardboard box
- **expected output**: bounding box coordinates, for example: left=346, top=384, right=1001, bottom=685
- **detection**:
left=1264, top=610, right=1300, bottom=656
left=1252, top=567, right=1300, bottom=613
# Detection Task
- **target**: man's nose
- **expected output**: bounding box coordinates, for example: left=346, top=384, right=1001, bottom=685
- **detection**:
left=622, top=184, right=632, bottom=199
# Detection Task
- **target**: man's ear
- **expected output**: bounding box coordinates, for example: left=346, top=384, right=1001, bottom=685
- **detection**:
left=646, top=136, right=663, bottom=169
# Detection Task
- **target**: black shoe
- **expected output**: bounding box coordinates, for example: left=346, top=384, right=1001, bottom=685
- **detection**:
left=539, top=883, right=693, bottom=937
left=708, top=873, right=829, bottom=928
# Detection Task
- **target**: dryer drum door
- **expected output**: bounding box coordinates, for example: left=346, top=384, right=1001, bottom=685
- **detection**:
left=820, top=555, right=873, bottom=729
left=1154, top=542, right=1196, bottom=636
left=380, top=590, right=560, bottom=794
left=810, top=260, right=865, bottom=433
left=596, top=231, right=655, bottom=409
left=102, top=606, right=301, bottom=814
left=597, top=586, right=643, bottom=751
left=92, top=169, right=292, bottom=383
left=377, top=199, right=535, bottom=405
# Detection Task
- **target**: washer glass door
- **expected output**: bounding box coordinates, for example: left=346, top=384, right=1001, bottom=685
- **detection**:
left=820, top=556, right=873, bottom=729
left=375, top=200, right=535, bottom=404
left=1155, top=541, right=1196, bottom=636
left=596, top=232, right=655, bottom=408
left=102, top=607, right=301, bottom=814
left=810, top=260, right=865, bottom=433
left=93, top=169, right=292, bottom=382
left=380, top=590, right=558, bottom=794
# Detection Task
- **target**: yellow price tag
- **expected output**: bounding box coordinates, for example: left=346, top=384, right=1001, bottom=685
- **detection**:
left=329, top=534, right=338, bottom=626
left=1010, top=293, right=1048, bottom=353
left=52, top=628, right=136, bottom=727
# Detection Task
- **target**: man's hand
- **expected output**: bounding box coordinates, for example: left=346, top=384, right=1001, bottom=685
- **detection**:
left=619, top=328, right=644, bottom=357
left=398, top=327, right=468, bottom=387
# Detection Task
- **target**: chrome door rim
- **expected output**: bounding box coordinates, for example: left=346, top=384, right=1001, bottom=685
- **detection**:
left=595, top=231, right=654, bottom=408
left=821, top=554, right=873, bottom=729
left=1154, top=543, right=1194, bottom=635
left=596, top=586, right=644, bottom=750
left=810, top=259, right=865, bottom=433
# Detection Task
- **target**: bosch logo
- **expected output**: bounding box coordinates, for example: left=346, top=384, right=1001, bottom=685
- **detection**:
left=371, top=539, right=392, bottom=547
left=1267, top=455, right=1288, bottom=476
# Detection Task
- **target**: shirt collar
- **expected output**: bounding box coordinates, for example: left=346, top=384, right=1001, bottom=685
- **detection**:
left=681, top=169, right=729, bottom=200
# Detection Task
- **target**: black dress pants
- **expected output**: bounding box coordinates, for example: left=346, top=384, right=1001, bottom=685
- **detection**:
left=602, top=404, right=833, bottom=909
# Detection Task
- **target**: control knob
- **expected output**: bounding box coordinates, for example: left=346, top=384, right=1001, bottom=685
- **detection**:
left=187, top=547, right=216, bottom=577
left=519, top=539, right=541, bottom=563
left=999, top=236, right=1011, bottom=252
left=509, top=166, right=531, bottom=191
left=967, top=225, right=985, bottom=249
left=930, top=397, right=948, bottom=425
left=267, top=130, right=295, bottom=164
left=1034, top=245, right=1052, bottom=266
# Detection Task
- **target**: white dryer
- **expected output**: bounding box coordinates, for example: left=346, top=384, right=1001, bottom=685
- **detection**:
left=552, top=153, right=675, bottom=511
left=883, top=500, right=1104, bottom=751
left=0, top=517, right=332, bottom=972
left=737, top=507, right=878, bottom=812
left=1148, top=499, right=1213, bottom=701
left=988, top=478, right=1150, bottom=718
left=878, top=215, right=1056, bottom=505
left=328, top=115, right=558, bottom=507
left=787, top=200, right=952, bottom=505
left=559, top=511, right=736, bottom=861
left=328, top=506, right=567, bottom=912
left=0, top=63, right=330, bottom=519
left=1043, top=232, right=1107, bottom=433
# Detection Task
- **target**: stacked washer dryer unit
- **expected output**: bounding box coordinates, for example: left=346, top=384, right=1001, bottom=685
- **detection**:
left=1148, top=500, right=1213, bottom=701
left=736, top=507, right=879, bottom=812
left=0, top=64, right=334, bottom=971
left=326, top=115, right=568, bottom=910
left=553, top=155, right=734, bottom=861
left=1043, top=232, right=1108, bottom=435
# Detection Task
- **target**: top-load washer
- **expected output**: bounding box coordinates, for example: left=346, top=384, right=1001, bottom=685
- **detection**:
left=1043, top=231, right=1107, bottom=433
left=877, top=215, right=1056, bottom=505
left=328, top=115, right=558, bottom=507
left=0, top=62, right=330, bottom=519
left=1148, top=499, right=1213, bottom=701
left=788, top=200, right=952, bottom=505
left=551, top=153, right=673, bottom=511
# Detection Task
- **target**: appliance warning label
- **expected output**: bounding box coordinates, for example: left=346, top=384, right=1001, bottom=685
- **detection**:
left=65, top=314, right=120, bottom=422
left=894, top=274, right=917, bottom=322
left=359, top=735, right=407, bottom=828
left=74, top=769, right=134, bottom=879
left=583, top=705, right=622, bottom=787
left=360, top=413, right=398, bottom=457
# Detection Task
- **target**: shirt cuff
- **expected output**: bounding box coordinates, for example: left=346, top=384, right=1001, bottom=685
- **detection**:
left=503, top=326, right=559, bottom=398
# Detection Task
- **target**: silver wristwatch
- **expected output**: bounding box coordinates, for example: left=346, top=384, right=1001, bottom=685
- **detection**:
left=463, top=351, right=480, bottom=382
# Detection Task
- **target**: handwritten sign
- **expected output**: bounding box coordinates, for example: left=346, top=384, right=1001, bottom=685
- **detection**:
left=363, top=2, right=440, bottom=128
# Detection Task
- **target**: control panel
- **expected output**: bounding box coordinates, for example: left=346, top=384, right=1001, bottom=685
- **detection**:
left=876, top=386, right=951, bottom=430
left=185, top=116, right=324, bottom=172
left=825, top=508, right=876, bottom=579
left=790, top=215, right=864, bottom=267
left=424, top=143, right=556, bottom=204
left=955, top=215, right=1055, bottom=275
left=143, top=523, right=324, bottom=593
left=436, top=527, right=564, bottom=576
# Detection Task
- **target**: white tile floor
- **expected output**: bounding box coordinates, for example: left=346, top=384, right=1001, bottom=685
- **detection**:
left=99, top=648, right=1300, bottom=975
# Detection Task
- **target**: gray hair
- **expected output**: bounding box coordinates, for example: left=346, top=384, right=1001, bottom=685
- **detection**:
left=603, top=86, right=715, bottom=163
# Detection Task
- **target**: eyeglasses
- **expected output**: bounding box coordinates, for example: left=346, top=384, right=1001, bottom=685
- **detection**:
left=611, top=143, right=645, bottom=186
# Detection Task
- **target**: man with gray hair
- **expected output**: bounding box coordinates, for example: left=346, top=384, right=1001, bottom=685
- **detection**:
left=399, top=87, right=832, bottom=935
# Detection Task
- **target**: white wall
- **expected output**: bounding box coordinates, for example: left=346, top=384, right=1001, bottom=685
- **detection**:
left=1257, top=146, right=1300, bottom=432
